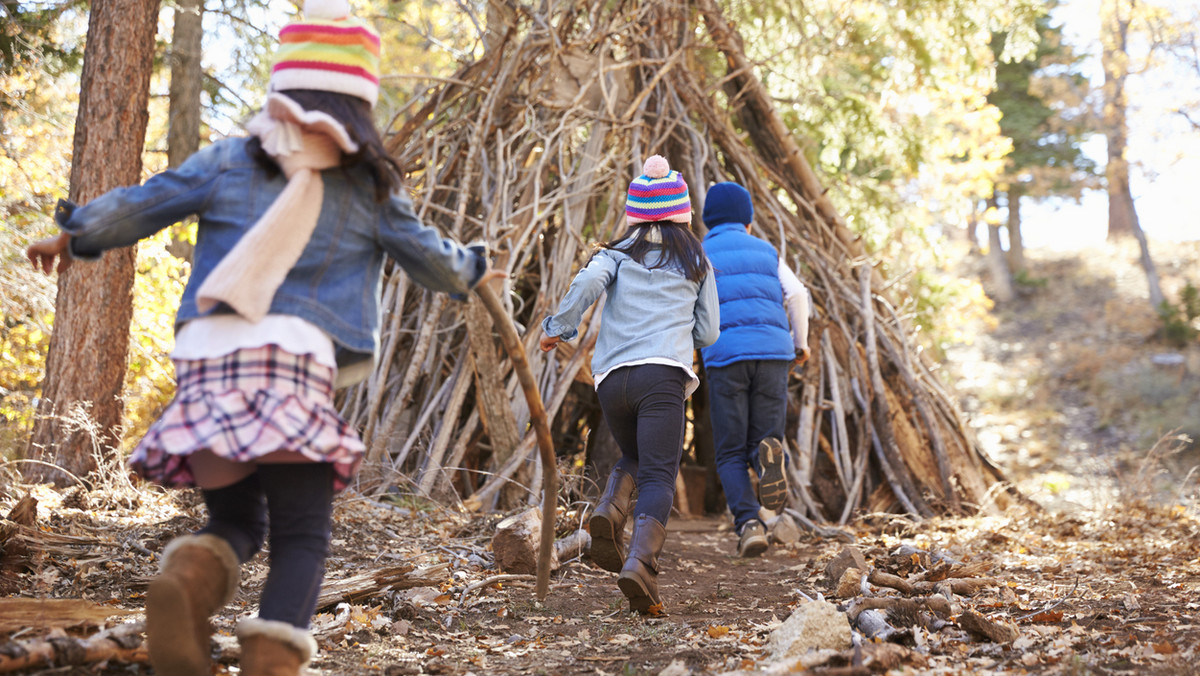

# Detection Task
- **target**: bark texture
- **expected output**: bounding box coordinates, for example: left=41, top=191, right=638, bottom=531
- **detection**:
left=25, top=0, right=160, bottom=485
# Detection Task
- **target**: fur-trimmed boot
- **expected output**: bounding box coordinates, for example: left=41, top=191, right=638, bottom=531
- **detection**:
left=147, top=533, right=241, bottom=675
left=616, top=514, right=667, bottom=614
left=238, top=618, right=319, bottom=676
left=588, top=468, right=636, bottom=572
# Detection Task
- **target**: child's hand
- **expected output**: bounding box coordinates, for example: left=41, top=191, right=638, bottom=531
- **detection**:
left=27, top=233, right=72, bottom=274
left=794, top=347, right=811, bottom=366
left=540, top=334, right=561, bottom=353
left=479, top=267, right=507, bottom=286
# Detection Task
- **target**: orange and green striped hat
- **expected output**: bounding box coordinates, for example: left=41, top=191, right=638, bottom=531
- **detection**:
left=271, top=0, right=381, bottom=108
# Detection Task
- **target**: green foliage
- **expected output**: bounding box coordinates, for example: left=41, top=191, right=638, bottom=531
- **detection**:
left=722, top=0, right=1043, bottom=345
left=1014, top=268, right=1049, bottom=288
left=987, top=5, right=1098, bottom=200
left=1157, top=281, right=1200, bottom=347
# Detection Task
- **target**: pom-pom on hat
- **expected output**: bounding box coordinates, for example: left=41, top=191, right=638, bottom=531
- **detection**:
left=270, top=0, right=382, bottom=108
left=702, top=181, right=754, bottom=227
left=626, top=155, right=692, bottom=225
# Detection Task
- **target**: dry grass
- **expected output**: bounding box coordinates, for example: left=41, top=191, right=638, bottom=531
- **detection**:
left=947, top=237, right=1200, bottom=514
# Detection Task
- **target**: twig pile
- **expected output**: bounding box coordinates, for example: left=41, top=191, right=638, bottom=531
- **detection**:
left=337, top=0, right=1013, bottom=520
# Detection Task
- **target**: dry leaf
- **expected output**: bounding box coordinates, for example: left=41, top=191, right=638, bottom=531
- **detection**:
left=707, top=625, right=730, bottom=638
left=1030, top=610, right=1064, bottom=623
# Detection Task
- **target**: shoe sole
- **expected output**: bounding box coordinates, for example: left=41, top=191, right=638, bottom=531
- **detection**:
left=739, top=536, right=768, bottom=558
left=588, top=513, right=624, bottom=573
left=757, top=438, right=788, bottom=512
left=147, top=576, right=210, bottom=676
left=617, top=572, right=657, bottom=614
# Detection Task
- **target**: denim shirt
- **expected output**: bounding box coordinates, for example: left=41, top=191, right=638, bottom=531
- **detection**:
left=58, top=136, right=486, bottom=374
left=542, top=247, right=720, bottom=379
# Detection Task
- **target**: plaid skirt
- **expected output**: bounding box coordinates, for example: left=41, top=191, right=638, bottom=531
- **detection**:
left=130, top=345, right=365, bottom=492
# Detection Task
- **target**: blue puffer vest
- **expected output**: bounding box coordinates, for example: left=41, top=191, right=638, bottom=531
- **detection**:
left=700, top=222, right=793, bottom=368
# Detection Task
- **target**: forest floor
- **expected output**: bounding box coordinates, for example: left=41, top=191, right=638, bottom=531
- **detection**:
left=2, top=240, right=1199, bottom=675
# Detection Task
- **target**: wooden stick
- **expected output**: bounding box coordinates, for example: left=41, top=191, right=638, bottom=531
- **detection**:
left=474, top=282, right=557, bottom=601
left=0, top=621, right=147, bottom=673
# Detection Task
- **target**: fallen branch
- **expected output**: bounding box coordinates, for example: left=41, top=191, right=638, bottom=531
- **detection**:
left=0, top=621, right=147, bottom=673
left=553, top=528, right=591, bottom=562
left=315, top=564, right=447, bottom=612
left=784, top=508, right=856, bottom=543
left=958, top=609, right=1019, bottom=643
left=458, top=573, right=536, bottom=606
left=867, top=569, right=913, bottom=595
left=911, top=577, right=1004, bottom=596
left=845, top=596, right=952, bottom=623
left=0, top=598, right=138, bottom=634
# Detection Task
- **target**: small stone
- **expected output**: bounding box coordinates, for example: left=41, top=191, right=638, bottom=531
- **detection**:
left=835, top=567, right=865, bottom=598
left=823, top=546, right=868, bottom=589
left=768, top=513, right=801, bottom=545
left=767, top=599, right=853, bottom=660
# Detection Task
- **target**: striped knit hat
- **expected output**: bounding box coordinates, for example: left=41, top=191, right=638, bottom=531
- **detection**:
left=270, top=0, right=381, bottom=108
left=626, top=155, right=692, bottom=225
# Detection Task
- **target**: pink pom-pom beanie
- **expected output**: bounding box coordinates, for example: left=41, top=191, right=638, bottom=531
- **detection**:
left=625, top=155, right=692, bottom=225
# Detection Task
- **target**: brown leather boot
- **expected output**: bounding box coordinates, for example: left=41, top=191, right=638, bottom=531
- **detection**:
left=589, top=468, right=636, bottom=572
left=617, top=515, right=667, bottom=615
left=147, top=534, right=241, bottom=675
left=237, top=618, right=318, bottom=676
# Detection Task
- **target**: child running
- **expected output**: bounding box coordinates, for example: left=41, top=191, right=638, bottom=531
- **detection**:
left=26, top=1, right=501, bottom=673
left=700, top=181, right=811, bottom=558
left=540, top=155, right=719, bottom=614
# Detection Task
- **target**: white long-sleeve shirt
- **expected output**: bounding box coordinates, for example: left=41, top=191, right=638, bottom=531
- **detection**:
left=778, top=259, right=811, bottom=352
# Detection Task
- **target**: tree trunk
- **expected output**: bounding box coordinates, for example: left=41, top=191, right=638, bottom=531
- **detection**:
left=1131, top=220, right=1167, bottom=310
left=966, top=208, right=982, bottom=255
left=1005, top=189, right=1026, bottom=275
left=166, top=0, right=203, bottom=260
left=24, top=0, right=160, bottom=485
left=1101, top=0, right=1138, bottom=241
left=1099, top=0, right=1166, bottom=309
left=985, top=196, right=1014, bottom=303
left=167, top=0, right=202, bottom=168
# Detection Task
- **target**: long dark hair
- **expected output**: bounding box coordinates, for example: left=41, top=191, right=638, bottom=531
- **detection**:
left=247, top=89, right=403, bottom=202
left=600, top=221, right=708, bottom=283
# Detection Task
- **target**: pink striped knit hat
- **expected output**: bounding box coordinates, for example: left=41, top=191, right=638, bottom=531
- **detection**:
left=270, top=0, right=381, bottom=108
left=625, top=155, right=692, bottom=225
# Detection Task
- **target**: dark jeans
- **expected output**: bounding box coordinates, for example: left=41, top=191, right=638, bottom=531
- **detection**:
left=706, top=359, right=789, bottom=530
left=596, top=364, right=688, bottom=525
left=199, top=463, right=335, bottom=628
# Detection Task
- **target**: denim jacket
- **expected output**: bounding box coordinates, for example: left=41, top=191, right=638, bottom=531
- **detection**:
left=58, top=136, right=486, bottom=376
left=542, top=246, right=720, bottom=379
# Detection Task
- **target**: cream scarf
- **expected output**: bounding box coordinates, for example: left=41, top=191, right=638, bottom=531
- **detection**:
left=196, top=93, right=360, bottom=322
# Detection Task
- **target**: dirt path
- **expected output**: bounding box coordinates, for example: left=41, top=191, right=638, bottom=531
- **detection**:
left=328, top=517, right=819, bottom=675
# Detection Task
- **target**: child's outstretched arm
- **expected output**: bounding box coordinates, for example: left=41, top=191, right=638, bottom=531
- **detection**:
left=50, top=143, right=226, bottom=261
left=539, top=251, right=618, bottom=350
left=379, top=191, right=493, bottom=296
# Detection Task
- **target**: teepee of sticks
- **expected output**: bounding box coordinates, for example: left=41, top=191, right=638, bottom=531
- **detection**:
left=335, top=0, right=1016, bottom=523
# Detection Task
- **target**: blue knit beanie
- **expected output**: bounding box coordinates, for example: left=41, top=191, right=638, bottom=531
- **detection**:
left=702, top=182, right=754, bottom=227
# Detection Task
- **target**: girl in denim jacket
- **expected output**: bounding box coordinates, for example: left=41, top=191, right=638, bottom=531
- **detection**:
left=540, top=155, right=719, bottom=615
left=27, top=1, right=500, bottom=673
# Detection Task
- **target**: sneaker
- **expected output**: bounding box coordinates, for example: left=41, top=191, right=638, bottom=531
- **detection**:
left=756, top=437, right=788, bottom=512
left=737, top=520, right=768, bottom=558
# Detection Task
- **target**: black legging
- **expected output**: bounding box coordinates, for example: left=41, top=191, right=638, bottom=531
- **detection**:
left=198, top=463, right=335, bottom=628
left=596, top=364, right=688, bottom=525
